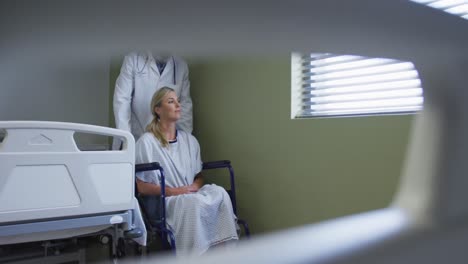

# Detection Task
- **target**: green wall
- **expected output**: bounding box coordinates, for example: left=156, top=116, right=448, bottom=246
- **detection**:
left=110, top=54, right=414, bottom=235
left=189, top=55, right=413, bottom=234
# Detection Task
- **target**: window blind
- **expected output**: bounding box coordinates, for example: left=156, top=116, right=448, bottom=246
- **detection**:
left=410, top=0, right=468, bottom=20
left=296, top=53, right=424, bottom=118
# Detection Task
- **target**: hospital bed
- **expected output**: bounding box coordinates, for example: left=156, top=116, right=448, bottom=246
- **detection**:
left=0, top=121, right=145, bottom=262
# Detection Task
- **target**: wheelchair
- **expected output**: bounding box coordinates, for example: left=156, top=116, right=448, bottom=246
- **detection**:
left=135, top=160, right=250, bottom=254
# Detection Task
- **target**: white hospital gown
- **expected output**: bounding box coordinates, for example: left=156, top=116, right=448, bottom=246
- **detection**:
left=135, top=130, right=238, bottom=256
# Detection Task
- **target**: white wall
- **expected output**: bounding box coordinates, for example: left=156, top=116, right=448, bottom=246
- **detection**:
left=0, top=57, right=109, bottom=124
left=0, top=54, right=110, bottom=145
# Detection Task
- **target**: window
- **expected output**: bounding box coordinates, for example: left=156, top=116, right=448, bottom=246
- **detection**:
left=410, top=0, right=468, bottom=20
left=291, top=53, right=424, bottom=118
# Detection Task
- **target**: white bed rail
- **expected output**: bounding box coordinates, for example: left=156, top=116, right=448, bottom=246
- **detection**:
left=0, top=121, right=135, bottom=224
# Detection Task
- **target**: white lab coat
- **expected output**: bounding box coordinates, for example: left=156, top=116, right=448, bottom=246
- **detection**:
left=113, top=52, right=192, bottom=149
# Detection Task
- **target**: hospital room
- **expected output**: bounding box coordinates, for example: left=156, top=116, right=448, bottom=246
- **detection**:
left=1, top=1, right=468, bottom=263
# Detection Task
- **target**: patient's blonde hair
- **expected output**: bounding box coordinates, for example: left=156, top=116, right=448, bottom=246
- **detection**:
left=147, top=87, right=175, bottom=148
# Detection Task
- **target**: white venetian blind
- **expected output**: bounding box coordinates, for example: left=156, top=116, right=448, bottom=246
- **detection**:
left=410, top=0, right=468, bottom=20
left=295, top=53, right=424, bottom=118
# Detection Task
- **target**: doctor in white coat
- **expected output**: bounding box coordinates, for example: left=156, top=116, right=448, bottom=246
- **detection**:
left=113, top=51, right=193, bottom=149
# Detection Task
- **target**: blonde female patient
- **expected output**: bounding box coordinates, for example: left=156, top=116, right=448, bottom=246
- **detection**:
left=135, top=87, right=238, bottom=256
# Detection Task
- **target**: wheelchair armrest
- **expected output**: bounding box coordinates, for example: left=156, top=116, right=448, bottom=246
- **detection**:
left=135, top=162, right=167, bottom=231
left=135, top=162, right=166, bottom=199
left=203, top=160, right=231, bottom=170
left=135, top=162, right=161, bottom=173
left=202, top=160, right=240, bottom=215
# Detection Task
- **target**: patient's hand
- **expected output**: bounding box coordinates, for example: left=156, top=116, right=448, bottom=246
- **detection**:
left=191, top=174, right=204, bottom=191
left=188, top=183, right=200, bottom=192
left=167, top=185, right=198, bottom=196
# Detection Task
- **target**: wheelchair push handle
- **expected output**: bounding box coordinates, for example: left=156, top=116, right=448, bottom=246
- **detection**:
left=203, top=160, right=231, bottom=170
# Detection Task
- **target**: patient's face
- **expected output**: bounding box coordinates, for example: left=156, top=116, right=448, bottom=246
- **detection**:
left=156, top=91, right=181, bottom=122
